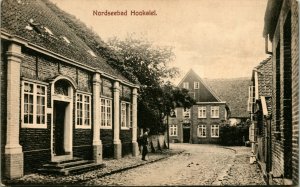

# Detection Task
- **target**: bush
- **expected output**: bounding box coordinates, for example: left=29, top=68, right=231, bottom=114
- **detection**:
left=219, top=124, right=249, bottom=146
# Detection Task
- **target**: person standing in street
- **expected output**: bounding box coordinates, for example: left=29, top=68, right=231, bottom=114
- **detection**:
left=141, top=128, right=150, bottom=161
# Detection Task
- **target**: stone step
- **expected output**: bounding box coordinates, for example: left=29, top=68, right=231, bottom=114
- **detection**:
left=38, top=158, right=105, bottom=175
left=43, top=160, right=94, bottom=169
left=49, top=157, right=82, bottom=165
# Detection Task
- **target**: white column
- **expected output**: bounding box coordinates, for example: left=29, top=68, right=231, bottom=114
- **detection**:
left=132, top=88, right=139, bottom=156
left=92, top=72, right=102, bottom=163
left=5, top=43, right=24, bottom=179
left=113, top=81, right=121, bottom=159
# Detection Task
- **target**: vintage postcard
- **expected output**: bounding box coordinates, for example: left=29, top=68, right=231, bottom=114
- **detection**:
left=1, top=0, right=299, bottom=186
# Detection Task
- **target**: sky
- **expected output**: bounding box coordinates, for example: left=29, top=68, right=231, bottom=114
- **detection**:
left=50, top=0, right=269, bottom=83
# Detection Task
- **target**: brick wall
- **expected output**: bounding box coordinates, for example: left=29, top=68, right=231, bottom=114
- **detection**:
left=1, top=42, right=8, bottom=177
left=270, top=0, right=298, bottom=184
left=18, top=49, right=94, bottom=171
left=120, top=130, right=132, bottom=156
left=291, top=0, right=299, bottom=184
left=101, top=129, right=114, bottom=158
left=191, top=104, right=226, bottom=144
left=73, top=129, right=93, bottom=159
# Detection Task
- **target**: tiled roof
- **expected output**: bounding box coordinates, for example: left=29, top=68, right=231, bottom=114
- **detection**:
left=255, top=57, right=272, bottom=97
left=1, top=0, right=129, bottom=82
left=204, top=78, right=251, bottom=118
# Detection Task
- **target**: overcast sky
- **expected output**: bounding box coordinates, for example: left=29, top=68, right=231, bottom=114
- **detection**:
left=51, top=0, right=269, bottom=83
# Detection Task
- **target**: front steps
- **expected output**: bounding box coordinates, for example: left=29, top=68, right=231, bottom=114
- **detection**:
left=38, top=157, right=105, bottom=175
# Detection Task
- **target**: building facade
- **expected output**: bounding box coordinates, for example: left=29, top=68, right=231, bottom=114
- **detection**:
left=260, top=0, right=298, bottom=185
left=248, top=57, right=273, bottom=176
left=1, top=0, right=139, bottom=179
left=169, top=69, right=228, bottom=144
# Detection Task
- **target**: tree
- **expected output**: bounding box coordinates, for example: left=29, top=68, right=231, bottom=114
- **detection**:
left=107, top=35, right=195, bottom=134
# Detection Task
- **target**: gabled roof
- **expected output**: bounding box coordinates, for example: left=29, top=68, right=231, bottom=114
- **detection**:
left=1, top=0, right=131, bottom=84
left=178, top=69, right=222, bottom=102
left=205, top=77, right=251, bottom=118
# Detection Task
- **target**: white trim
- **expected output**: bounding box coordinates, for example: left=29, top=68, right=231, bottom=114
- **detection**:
left=50, top=77, right=74, bottom=160
left=211, top=106, right=220, bottom=118
left=182, top=108, right=191, bottom=118
left=211, top=124, right=219, bottom=138
left=120, top=102, right=130, bottom=130
left=21, top=77, right=49, bottom=86
left=169, top=124, right=178, bottom=136
left=194, top=82, right=200, bottom=89
left=254, top=71, right=259, bottom=100
left=198, top=106, right=206, bottom=118
left=100, top=98, right=113, bottom=129
left=197, top=125, right=206, bottom=137
left=75, top=93, right=92, bottom=129
left=21, top=81, right=47, bottom=128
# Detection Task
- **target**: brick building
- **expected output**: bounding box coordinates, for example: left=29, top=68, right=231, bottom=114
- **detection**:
left=169, top=69, right=229, bottom=144
left=247, top=57, right=273, bottom=176
left=1, top=0, right=139, bottom=179
left=205, top=77, right=251, bottom=126
left=261, top=0, right=298, bottom=185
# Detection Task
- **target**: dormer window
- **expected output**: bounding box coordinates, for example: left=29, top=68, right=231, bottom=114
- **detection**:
left=88, top=50, right=97, bottom=57
left=62, top=36, right=71, bottom=44
left=44, top=27, right=54, bottom=36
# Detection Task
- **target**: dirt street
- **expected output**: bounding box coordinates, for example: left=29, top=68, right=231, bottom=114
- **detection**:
left=85, top=143, right=265, bottom=186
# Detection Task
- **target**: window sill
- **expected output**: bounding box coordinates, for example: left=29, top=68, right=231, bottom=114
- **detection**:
left=75, top=125, right=91, bottom=129
left=211, top=136, right=219, bottom=138
left=121, top=127, right=130, bottom=130
left=21, top=124, right=47, bottom=129
left=198, top=136, right=206, bottom=138
left=198, top=117, right=207, bottom=119
left=100, top=126, right=112, bottom=129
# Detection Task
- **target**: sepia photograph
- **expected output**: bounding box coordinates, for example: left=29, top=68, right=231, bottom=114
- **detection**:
left=0, top=0, right=299, bottom=186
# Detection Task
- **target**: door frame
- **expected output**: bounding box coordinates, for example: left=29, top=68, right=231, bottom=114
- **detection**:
left=50, top=75, right=76, bottom=162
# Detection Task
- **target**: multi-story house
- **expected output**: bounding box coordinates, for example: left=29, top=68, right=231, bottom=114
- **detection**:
left=169, top=69, right=229, bottom=144
left=1, top=0, right=139, bottom=179
left=258, top=0, right=298, bottom=185
left=247, top=57, right=273, bottom=176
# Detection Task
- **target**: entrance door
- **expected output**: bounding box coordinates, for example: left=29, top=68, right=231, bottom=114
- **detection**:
left=53, top=101, right=68, bottom=156
left=183, top=128, right=190, bottom=143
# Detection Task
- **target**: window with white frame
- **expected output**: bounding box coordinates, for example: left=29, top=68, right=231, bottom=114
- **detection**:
left=183, top=108, right=190, bottom=118
left=22, top=82, right=47, bottom=128
left=101, top=98, right=112, bottom=128
left=211, top=106, right=219, bottom=118
left=183, top=82, right=189, bottom=89
left=194, top=82, right=200, bottom=89
left=198, top=106, right=206, bottom=118
left=170, top=108, right=177, bottom=118
left=211, top=124, right=219, bottom=137
left=197, top=125, right=206, bottom=137
left=76, top=94, right=91, bottom=128
left=121, top=102, right=131, bottom=129
left=169, top=124, right=177, bottom=136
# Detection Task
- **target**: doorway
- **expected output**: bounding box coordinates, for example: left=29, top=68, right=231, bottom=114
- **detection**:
left=53, top=101, right=68, bottom=156
left=183, top=128, right=190, bottom=143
